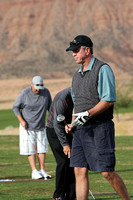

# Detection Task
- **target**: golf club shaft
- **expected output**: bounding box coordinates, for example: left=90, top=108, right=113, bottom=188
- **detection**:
left=89, top=189, right=95, bottom=199
left=64, top=120, right=73, bottom=135
left=27, top=130, right=46, bottom=172
left=64, top=119, right=69, bottom=127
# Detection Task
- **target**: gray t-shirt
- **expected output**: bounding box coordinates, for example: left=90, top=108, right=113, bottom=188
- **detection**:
left=13, top=86, right=52, bottom=131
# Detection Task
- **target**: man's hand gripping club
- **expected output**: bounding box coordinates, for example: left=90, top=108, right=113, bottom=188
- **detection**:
left=65, top=111, right=90, bottom=134
left=71, top=111, right=90, bottom=126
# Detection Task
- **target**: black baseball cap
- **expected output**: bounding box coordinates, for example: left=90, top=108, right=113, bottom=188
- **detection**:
left=66, top=35, right=93, bottom=51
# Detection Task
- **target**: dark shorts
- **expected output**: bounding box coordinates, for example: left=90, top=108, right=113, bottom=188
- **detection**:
left=70, top=120, right=116, bottom=172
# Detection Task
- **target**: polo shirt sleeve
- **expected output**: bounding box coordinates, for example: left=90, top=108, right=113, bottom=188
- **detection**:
left=98, top=65, right=116, bottom=102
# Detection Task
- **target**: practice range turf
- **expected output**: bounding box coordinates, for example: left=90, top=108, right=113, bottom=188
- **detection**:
left=0, top=135, right=133, bottom=200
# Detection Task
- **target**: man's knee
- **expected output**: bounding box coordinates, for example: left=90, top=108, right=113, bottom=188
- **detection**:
left=74, top=167, right=88, bottom=178
left=101, top=171, right=115, bottom=181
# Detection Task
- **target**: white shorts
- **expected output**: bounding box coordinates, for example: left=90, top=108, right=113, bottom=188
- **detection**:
left=19, top=124, right=49, bottom=155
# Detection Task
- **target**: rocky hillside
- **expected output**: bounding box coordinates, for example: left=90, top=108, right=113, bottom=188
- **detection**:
left=0, top=0, right=133, bottom=79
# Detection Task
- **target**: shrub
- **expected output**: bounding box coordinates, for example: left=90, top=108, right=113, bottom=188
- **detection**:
left=115, top=80, right=133, bottom=110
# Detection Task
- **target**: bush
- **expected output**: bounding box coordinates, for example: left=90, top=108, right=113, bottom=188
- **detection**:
left=115, top=80, right=133, bottom=110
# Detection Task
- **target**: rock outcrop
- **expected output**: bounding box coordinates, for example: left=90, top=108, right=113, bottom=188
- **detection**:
left=0, top=0, right=133, bottom=79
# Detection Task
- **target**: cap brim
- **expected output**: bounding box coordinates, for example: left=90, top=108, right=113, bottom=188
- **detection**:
left=34, top=85, right=44, bottom=90
left=66, top=45, right=81, bottom=51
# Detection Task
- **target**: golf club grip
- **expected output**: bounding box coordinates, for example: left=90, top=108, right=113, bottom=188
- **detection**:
left=64, top=120, right=68, bottom=126
left=64, top=120, right=73, bottom=135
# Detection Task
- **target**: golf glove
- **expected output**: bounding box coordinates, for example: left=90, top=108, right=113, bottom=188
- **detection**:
left=71, top=111, right=90, bottom=126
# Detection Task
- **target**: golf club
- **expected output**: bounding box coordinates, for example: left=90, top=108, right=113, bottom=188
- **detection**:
left=57, top=114, right=73, bottom=135
left=57, top=114, right=68, bottom=126
left=89, top=189, right=95, bottom=200
left=26, top=130, right=48, bottom=180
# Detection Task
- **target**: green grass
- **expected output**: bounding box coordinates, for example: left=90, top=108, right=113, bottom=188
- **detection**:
left=0, top=109, right=49, bottom=130
left=0, top=135, right=133, bottom=200
left=0, top=109, right=19, bottom=129
left=114, top=106, right=133, bottom=114
left=0, top=108, right=133, bottom=130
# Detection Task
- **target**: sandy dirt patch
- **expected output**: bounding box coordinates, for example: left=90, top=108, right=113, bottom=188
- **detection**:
left=0, top=78, right=72, bottom=109
left=113, top=113, right=133, bottom=136
left=0, top=127, right=19, bottom=135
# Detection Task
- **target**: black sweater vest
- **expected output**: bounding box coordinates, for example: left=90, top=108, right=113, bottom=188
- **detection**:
left=72, top=58, right=113, bottom=122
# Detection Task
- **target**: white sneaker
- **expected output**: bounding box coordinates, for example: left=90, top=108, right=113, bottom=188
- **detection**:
left=39, top=169, right=52, bottom=179
left=32, top=169, right=43, bottom=179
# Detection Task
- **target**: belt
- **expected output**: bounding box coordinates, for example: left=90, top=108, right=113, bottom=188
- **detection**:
left=83, top=118, right=112, bottom=126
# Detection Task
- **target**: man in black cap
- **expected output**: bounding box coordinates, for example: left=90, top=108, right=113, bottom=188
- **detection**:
left=66, top=35, right=93, bottom=53
left=65, top=35, right=130, bottom=200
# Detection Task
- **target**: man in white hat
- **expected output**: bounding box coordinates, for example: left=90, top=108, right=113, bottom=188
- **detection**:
left=13, top=76, right=52, bottom=179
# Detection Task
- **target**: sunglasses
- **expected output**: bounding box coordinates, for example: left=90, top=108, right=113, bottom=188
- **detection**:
left=35, top=84, right=43, bottom=86
left=70, top=40, right=81, bottom=46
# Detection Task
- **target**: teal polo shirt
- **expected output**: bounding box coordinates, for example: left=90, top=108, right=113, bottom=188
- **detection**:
left=72, top=56, right=116, bottom=103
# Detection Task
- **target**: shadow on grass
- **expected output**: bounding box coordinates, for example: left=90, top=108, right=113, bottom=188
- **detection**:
left=0, top=175, right=32, bottom=183
left=95, top=198, right=120, bottom=200
left=90, top=195, right=133, bottom=200
left=0, top=163, right=28, bottom=167
left=116, top=169, right=133, bottom=173
left=0, top=176, right=53, bottom=183
left=0, top=175, right=29, bottom=179
left=30, top=199, right=50, bottom=200
left=95, top=198, right=118, bottom=200
left=96, top=197, right=133, bottom=200
left=90, top=168, right=133, bottom=175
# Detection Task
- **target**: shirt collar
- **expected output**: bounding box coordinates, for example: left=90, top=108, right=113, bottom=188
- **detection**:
left=78, top=56, right=95, bottom=74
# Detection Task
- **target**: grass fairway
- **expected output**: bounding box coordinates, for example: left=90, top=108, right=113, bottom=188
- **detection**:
left=0, top=135, right=133, bottom=200
left=1, top=107, right=133, bottom=130
left=0, top=109, right=49, bottom=130
left=0, top=109, right=19, bottom=129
